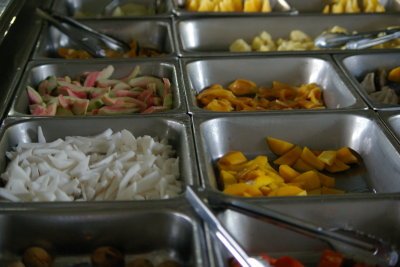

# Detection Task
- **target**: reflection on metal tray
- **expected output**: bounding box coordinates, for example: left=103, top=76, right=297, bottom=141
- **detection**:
left=181, top=55, right=367, bottom=114
left=193, top=111, right=400, bottom=194
left=378, top=110, right=400, bottom=146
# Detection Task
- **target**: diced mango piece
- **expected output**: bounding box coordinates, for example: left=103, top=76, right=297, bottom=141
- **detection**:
left=228, top=79, right=258, bottom=96
left=336, top=147, right=358, bottom=164
left=292, top=170, right=321, bottom=191
left=254, top=175, right=275, bottom=188
left=261, top=0, right=271, bottom=12
left=273, top=146, right=302, bottom=165
left=268, top=185, right=307, bottom=197
left=219, top=151, right=247, bottom=166
left=292, top=158, right=315, bottom=172
left=301, top=147, right=325, bottom=171
left=388, top=66, right=400, bottom=83
left=243, top=0, right=261, bottom=12
left=317, top=172, right=335, bottom=188
left=223, top=183, right=263, bottom=197
left=308, top=188, right=322, bottom=195
left=266, top=137, right=294, bottom=156
left=220, top=170, right=237, bottom=188
left=324, top=158, right=350, bottom=173
left=318, top=150, right=337, bottom=166
left=278, top=164, right=300, bottom=182
left=321, top=187, right=345, bottom=195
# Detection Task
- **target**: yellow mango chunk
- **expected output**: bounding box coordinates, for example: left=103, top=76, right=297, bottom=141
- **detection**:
left=268, top=185, right=307, bottom=197
left=292, top=170, right=321, bottom=191
left=261, top=0, right=271, bottom=12
left=318, top=150, right=337, bottom=166
left=243, top=0, right=261, bottom=12
left=220, top=170, right=237, bottom=188
left=232, top=0, right=243, bottom=11
left=219, top=151, right=247, bottom=166
left=254, top=176, right=275, bottom=188
left=228, top=79, right=258, bottom=95
left=321, top=187, right=345, bottom=195
left=266, top=137, right=294, bottom=156
left=301, top=147, right=325, bottom=171
left=278, top=164, right=300, bottom=182
left=324, top=158, right=350, bottom=173
left=223, top=183, right=263, bottom=197
left=292, top=158, right=315, bottom=172
left=388, top=66, right=400, bottom=83
left=336, top=147, right=358, bottom=164
left=317, top=172, right=335, bottom=188
left=308, top=188, right=322, bottom=195
left=273, top=146, right=302, bottom=165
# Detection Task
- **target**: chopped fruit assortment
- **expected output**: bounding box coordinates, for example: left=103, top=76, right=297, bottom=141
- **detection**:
left=218, top=137, right=360, bottom=197
left=196, top=79, right=326, bottom=111
left=322, top=0, right=385, bottom=13
left=57, top=41, right=165, bottom=59
left=185, top=0, right=273, bottom=12
left=26, top=65, right=173, bottom=116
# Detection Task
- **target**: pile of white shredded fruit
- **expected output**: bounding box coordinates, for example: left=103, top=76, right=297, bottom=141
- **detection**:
left=0, top=127, right=181, bottom=201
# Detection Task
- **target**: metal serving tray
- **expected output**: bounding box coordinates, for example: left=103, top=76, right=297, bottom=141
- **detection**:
left=0, top=203, right=207, bottom=266
left=378, top=110, right=400, bottom=145
left=0, top=115, right=199, bottom=201
left=181, top=56, right=367, bottom=114
left=8, top=60, right=186, bottom=116
left=175, top=14, right=400, bottom=57
left=51, top=0, right=173, bottom=18
left=193, top=111, right=400, bottom=195
left=33, top=18, right=175, bottom=59
left=208, top=198, right=400, bottom=266
left=334, top=52, right=400, bottom=110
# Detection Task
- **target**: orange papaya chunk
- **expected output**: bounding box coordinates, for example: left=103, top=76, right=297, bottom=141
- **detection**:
left=324, top=158, right=350, bottom=173
left=292, top=170, right=321, bottom=191
left=223, top=183, right=263, bottom=197
left=292, top=158, right=314, bottom=172
left=273, top=146, right=302, bottom=166
left=317, top=172, right=335, bottom=188
left=266, top=137, right=295, bottom=156
left=219, top=151, right=247, bottom=166
left=268, top=185, right=307, bottom=197
left=228, top=79, right=258, bottom=95
left=388, top=66, right=400, bottom=83
left=278, top=164, right=300, bottom=182
left=321, top=187, right=345, bottom=195
left=317, top=150, right=337, bottom=166
left=336, top=147, right=358, bottom=164
left=300, top=147, right=325, bottom=171
left=220, top=170, right=237, bottom=189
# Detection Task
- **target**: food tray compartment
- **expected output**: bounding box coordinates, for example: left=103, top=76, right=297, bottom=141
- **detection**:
left=175, top=14, right=400, bottom=57
left=0, top=204, right=207, bottom=266
left=334, top=53, right=400, bottom=110
left=208, top=198, right=400, bottom=266
left=8, top=60, right=185, bottom=116
left=378, top=110, right=400, bottom=145
left=182, top=56, right=366, bottom=113
left=193, top=111, right=400, bottom=195
left=51, top=0, right=173, bottom=18
left=33, top=18, right=174, bottom=59
left=0, top=115, right=198, bottom=201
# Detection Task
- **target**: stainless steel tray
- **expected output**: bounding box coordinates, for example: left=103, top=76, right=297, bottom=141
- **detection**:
left=175, top=14, right=400, bottom=57
left=193, top=111, right=400, bottom=195
left=8, top=59, right=186, bottom=116
left=334, top=52, right=400, bottom=110
left=208, top=197, right=400, bottom=266
left=378, top=110, right=400, bottom=146
left=51, top=0, right=173, bottom=18
left=33, top=18, right=175, bottom=59
left=0, top=202, right=207, bottom=266
left=181, top=55, right=367, bottom=114
left=0, top=115, right=199, bottom=201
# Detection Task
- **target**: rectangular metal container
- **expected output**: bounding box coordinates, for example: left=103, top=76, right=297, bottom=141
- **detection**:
left=51, top=0, right=173, bottom=18
left=181, top=56, right=367, bottom=114
left=0, top=115, right=199, bottom=201
left=208, top=198, right=400, bottom=266
left=33, top=18, right=175, bottom=59
left=0, top=203, right=207, bottom=266
left=193, top=111, right=400, bottom=195
left=175, top=14, right=400, bottom=57
left=378, top=110, right=400, bottom=145
left=334, top=52, right=400, bottom=110
left=8, top=60, right=186, bottom=116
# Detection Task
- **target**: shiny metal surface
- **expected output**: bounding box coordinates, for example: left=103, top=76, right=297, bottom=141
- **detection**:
left=285, top=0, right=400, bottom=12
left=8, top=59, right=186, bottom=116
left=181, top=56, right=367, bottom=113
left=334, top=52, right=400, bottom=110
left=33, top=18, right=175, bottom=59
left=175, top=14, right=400, bottom=57
left=193, top=111, right=400, bottom=194
left=379, top=111, right=400, bottom=145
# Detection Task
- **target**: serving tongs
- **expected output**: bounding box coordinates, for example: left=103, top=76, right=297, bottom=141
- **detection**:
left=315, top=28, right=400, bottom=50
left=36, top=8, right=130, bottom=58
left=186, top=186, right=399, bottom=267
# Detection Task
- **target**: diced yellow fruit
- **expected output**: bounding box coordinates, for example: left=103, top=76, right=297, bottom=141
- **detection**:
left=301, top=147, right=325, bottom=171
left=268, top=185, right=307, bottom=197
left=321, top=187, right=345, bottom=195
left=229, top=39, right=252, bottom=52
left=261, top=0, right=271, bottom=12
left=266, top=137, right=295, bottom=156
left=278, top=164, right=300, bottom=182
left=324, top=158, right=350, bottom=173
left=187, top=0, right=199, bottom=11
left=273, top=146, right=302, bottom=165
left=259, top=185, right=272, bottom=195
left=243, top=0, right=261, bottom=12
left=388, top=66, right=400, bottom=83
left=228, top=79, right=258, bottom=95
left=336, top=147, right=358, bottom=164
left=312, top=150, right=322, bottom=156
left=220, top=170, right=237, bottom=188
left=287, top=181, right=305, bottom=189
left=308, top=188, right=322, bottom=195
left=219, top=151, right=247, bottom=166
left=317, top=172, right=335, bottom=188
left=232, top=0, right=243, bottom=11
left=223, top=183, right=263, bottom=197
left=322, top=4, right=330, bottom=13
left=292, top=170, right=321, bottom=191
left=292, top=158, right=315, bottom=172
left=254, top=176, right=275, bottom=187
left=198, top=0, right=215, bottom=11
left=318, top=150, right=337, bottom=166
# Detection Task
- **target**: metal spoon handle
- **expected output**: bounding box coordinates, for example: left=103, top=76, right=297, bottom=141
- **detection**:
left=345, top=31, right=400, bottom=50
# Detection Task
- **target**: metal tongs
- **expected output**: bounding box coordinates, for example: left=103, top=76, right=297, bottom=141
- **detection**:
left=186, top=186, right=399, bottom=267
left=315, top=28, right=400, bottom=50
left=36, top=8, right=130, bottom=58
